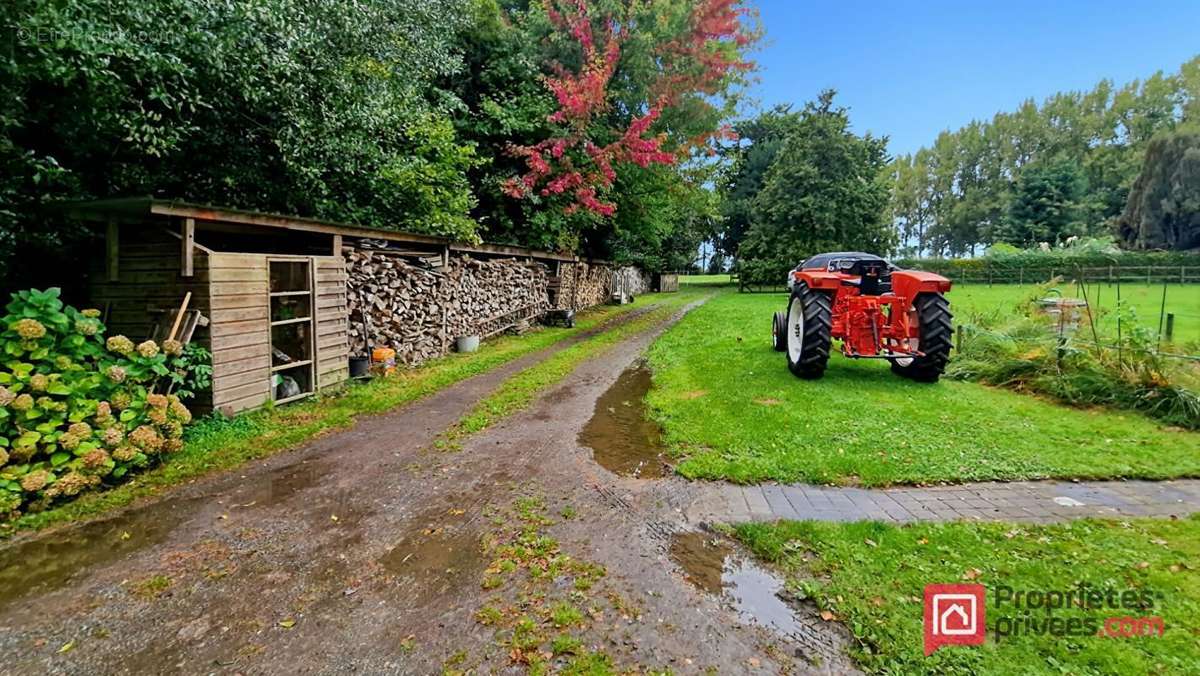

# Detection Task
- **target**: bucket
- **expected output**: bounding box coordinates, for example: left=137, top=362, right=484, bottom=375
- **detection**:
left=349, top=356, right=370, bottom=378
left=455, top=335, right=481, bottom=353
left=371, top=347, right=397, bottom=376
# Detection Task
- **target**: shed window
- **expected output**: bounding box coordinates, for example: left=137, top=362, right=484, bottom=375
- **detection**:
left=269, top=259, right=315, bottom=403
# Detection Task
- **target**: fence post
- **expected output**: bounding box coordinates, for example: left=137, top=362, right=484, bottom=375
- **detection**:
left=1019, top=267, right=1024, bottom=284
left=1183, top=265, right=1187, bottom=284
left=1165, top=313, right=1175, bottom=343
left=1108, top=265, right=1113, bottom=283
left=1147, top=266, right=1151, bottom=284
left=955, top=324, right=964, bottom=352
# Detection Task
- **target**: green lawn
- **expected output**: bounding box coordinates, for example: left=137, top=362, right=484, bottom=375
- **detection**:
left=679, top=273, right=733, bottom=286
left=735, top=516, right=1200, bottom=675
left=646, top=291, right=1199, bottom=486
left=951, top=282, right=1200, bottom=347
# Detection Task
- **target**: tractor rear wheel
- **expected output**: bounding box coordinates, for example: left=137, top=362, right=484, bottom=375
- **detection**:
left=785, top=282, right=833, bottom=379
left=891, top=293, right=952, bottom=382
left=772, top=311, right=786, bottom=352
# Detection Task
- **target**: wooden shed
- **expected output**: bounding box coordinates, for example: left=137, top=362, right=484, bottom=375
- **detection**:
left=60, top=198, right=577, bottom=415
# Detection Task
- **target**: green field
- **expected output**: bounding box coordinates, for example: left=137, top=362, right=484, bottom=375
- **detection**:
left=950, top=282, right=1200, bottom=347
left=735, top=516, right=1200, bottom=674
left=678, top=273, right=733, bottom=286
left=646, top=291, right=1199, bottom=486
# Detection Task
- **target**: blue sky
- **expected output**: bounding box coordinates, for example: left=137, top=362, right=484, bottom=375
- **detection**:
left=746, top=1, right=1200, bottom=156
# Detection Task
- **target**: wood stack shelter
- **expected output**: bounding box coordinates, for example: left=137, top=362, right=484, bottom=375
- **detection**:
left=60, top=198, right=576, bottom=415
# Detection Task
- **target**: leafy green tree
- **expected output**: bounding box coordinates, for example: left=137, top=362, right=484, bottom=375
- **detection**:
left=1, top=0, right=476, bottom=288
left=738, top=91, right=895, bottom=284
left=888, top=55, right=1200, bottom=257
left=715, top=106, right=803, bottom=259
left=999, top=158, right=1088, bottom=247
left=1118, top=129, right=1200, bottom=250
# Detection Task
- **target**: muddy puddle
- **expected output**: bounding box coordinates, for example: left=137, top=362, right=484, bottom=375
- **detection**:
left=669, top=532, right=832, bottom=650
left=241, top=458, right=333, bottom=508
left=579, top=363, right=671, bottom=478
left=0, top=496, right=202, bottom=610
left=379, top=506, right=484, bottom=606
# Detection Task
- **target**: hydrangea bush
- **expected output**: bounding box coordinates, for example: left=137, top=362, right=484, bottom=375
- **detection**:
left=0, top=288, right=200, bottom=519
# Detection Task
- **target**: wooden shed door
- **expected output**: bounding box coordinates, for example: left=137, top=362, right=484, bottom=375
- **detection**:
left=314, top=256, right=349, bottom=389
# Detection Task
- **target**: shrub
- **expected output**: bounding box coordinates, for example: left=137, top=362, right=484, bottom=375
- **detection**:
left=0, top=288, right=199, bottom=519
left=948, top=298, right=1200, bottom=429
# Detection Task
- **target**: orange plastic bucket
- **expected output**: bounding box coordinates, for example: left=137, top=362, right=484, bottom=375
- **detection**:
left=371, top=347, right=397, bottom=376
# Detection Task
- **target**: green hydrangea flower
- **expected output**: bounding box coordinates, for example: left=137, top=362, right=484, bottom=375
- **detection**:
left=20, top=469, right=51, bottom=493
left=29, top=374, right=48, bottom=392
left=12, top=318, right=46, bottom=340
left=106, top=335, right=135, bottom=356
left=136, top=340, right=160, bottom=358
left=11, top=394, right=34, bottom=411
left=105, top=365, right=127, bottom=384
left=75, top=319, right=100, bottom=336
left=112, top=446, right=137, bottom=462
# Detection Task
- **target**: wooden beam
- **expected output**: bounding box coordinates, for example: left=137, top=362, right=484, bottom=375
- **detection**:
left=150, top=202, right=446, bottom=247
left=106, top=221, right=120, bottom=282
left=331, top=234, right=342, bottom=256
left=181, top=217, right=195, bottom=277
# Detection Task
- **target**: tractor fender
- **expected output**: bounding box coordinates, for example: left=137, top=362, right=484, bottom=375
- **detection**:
left=792, top=270, right=841, bottom=291
left=890, top=270, right=951, bottom=299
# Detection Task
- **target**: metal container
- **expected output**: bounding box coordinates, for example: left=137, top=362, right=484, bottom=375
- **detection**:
left=455, top=335, right=481, bottom=353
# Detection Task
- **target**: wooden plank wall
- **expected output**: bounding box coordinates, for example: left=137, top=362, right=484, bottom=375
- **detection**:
left=89, top=224, right=211, bottom=340
left=208, top=253, right=272, bottom=414
left=315, top=256, right=349, bottom=390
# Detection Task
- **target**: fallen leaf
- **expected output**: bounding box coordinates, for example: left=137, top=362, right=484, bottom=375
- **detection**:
left=864, top=539, right=877, bottom=548
left=279, top=619, right=296, bottom=629
left=819, top=610, right=835, bottom=621
left=58, top=641, right=74, bottom=654
left=120, top=531, right=131, bottom=541
left=1136, top=561, right=1150, bottom=570
left=330, top=515, right=339, bottom=522
left=747, top=657, right=760, bottom=668
left=916, top=537, right=929, bottom=545
left=448, top=508, right=465, bottom=516
left=871, top=596, right=886, bottom=607
left=963, top=568, right=982, bottom=580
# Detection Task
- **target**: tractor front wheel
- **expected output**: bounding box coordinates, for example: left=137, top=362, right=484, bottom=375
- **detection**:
left=772, top=311, right=786, bottom=352
left=891, top=293, right=952, bottom=382
left=785, top=282, right=832, bottom=379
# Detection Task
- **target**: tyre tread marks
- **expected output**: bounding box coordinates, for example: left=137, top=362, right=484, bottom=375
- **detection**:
left=788, top=283, right=832, bottom=379
left=894, top=293, right=952, bottom=382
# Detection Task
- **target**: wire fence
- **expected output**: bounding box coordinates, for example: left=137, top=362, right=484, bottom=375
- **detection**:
left=931, top=265, right=1200, bottom=286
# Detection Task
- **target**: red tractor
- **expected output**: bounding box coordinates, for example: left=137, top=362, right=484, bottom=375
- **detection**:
left=771, top=252, right=953, bottom=382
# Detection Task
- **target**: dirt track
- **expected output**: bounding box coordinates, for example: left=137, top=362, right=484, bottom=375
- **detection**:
left=0, top=299, right=853, bottom=675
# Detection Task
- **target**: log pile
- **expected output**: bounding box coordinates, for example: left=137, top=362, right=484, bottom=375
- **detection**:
left=568, top=262, right=613, bottom=309
left=346, top=249, right=552, bottom=365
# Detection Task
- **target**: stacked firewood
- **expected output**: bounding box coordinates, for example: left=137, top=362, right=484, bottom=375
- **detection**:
left=571, top=262, right=613, bottom=308
left=345, top=249, right=552, bottom=365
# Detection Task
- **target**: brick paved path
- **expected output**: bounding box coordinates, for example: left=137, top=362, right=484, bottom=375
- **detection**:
left=684, top=479, right=1200, bottom=524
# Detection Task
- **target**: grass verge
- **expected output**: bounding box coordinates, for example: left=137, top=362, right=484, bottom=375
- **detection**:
left=442, top=292, right=700, bottom=444
left=646, top=290, right=1198, bottom=486
left=1, top=299, right=660, bottom=536
left=734, top=516, right=1200, bottom=675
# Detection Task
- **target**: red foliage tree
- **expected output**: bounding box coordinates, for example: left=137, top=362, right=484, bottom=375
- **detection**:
left=504, top=0, right=754, bottom=218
